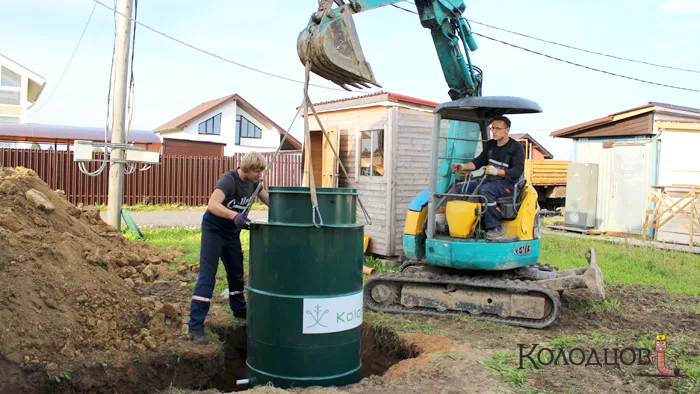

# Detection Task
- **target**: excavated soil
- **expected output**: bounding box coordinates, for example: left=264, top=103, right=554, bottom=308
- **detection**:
left=2, top=166, right=698, bottom=394
left=0, top=166, right=223, bottom=393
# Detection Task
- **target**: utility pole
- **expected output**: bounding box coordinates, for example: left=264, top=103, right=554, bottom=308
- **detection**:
left=106, top=0, right=134, bottom=229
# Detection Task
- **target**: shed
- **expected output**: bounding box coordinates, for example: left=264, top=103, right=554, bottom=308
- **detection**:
left=302, top=91, right=439, bottom=258
left=551, top=102, right=700, bottom=245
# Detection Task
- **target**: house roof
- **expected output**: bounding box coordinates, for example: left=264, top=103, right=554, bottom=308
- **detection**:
left=0, top=122, right=161, bottom=146
left=510, top=133, right=553, bottom=159
left=307, top=90, right=440, bottom=111
left=550, top=102, right=700, bottom=138
left=154, top=94, right=301, bottom=149
left=0, top=54, right=47, bottom=103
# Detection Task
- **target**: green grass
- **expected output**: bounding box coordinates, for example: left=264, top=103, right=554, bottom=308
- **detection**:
left=96, top=201, right=268, bottom=212
left=96, top=202, right=207, bottom=212
left=124, top=227, right=250, bottom=296
left=367, top=311, right=439, bottom=335
left=477, top=352, right=530, bottom=387
left=541, top=234, right=700, bottom=297
left=125, top=228, right=700, bottom=307
left=539, top=215, right=564, bottom=228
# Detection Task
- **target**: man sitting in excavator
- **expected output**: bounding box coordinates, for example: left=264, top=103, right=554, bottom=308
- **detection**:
left=451, top=116, right=526, bottom=242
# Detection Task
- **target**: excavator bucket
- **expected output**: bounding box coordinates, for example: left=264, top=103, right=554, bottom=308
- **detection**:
left=297, top=9, right=380, bottom=90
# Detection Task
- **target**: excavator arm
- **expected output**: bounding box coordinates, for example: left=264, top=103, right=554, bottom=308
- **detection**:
left=298, top=0, right=483, bottom=99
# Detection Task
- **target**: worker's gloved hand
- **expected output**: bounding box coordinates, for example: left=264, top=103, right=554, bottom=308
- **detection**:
left=485, top=165, right=498, bottom=176
left=233, top=213, right=250, bottom=230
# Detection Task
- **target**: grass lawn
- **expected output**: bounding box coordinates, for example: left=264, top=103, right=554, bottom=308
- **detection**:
left=126, top=227, right=700, bottom=298
left=97, top=202, right=268, bottom=212
left=541, top=233, right=699, bottom=297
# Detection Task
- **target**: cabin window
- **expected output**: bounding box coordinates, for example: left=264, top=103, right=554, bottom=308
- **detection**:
left=359, top=129, right=384, bottom=176
left=198, top=113, right=221, bottom=135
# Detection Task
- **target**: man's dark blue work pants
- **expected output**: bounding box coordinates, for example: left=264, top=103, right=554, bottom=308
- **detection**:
left=457, top=179, right=515, bottom=231
left=188, top=218, right=246, bottom=332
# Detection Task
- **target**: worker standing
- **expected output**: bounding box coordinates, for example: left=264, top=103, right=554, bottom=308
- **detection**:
left=188, top=152, right=269, bottom=345
left=451, top=116, right=525, bottom=241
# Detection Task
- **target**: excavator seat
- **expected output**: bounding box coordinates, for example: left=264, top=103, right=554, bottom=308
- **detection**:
left=496, top=178, right=527, bottom=220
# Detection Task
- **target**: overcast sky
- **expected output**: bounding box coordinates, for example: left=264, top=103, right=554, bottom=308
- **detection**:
left=2, top=0, right=699, bottom=159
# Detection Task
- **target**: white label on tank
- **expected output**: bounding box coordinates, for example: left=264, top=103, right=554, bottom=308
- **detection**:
left=302, top=291, right=363, bottom=334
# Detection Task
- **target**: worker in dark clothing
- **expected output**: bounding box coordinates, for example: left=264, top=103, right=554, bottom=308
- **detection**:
left=188, top=152, right=269, bottom=345
left=451, top=116, right=525, bottom=241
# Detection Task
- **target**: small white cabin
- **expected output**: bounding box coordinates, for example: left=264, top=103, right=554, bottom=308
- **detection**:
left=303, top=91, right=440, bottom=258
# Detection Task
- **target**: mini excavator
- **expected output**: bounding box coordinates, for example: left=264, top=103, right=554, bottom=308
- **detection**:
left=298, top=0, right=605, bottom=328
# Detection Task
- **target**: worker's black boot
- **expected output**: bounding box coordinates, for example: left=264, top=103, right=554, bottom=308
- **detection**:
left=233, top=308, right=247, bottom=320
left=189, top=329, right=209, bottom=345
left=484, top=227, right=519, bottom=243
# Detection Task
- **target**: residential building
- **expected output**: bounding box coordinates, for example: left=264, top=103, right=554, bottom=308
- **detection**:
left=0, top=54, right=46, bottom=124
left=154, top=93, right=301, bottom=156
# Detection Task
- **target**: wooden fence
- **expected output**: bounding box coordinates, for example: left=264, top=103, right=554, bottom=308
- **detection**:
left=0, top=148, right=302, bottom=206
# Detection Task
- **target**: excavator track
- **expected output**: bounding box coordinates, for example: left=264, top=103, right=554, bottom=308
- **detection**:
left=364, top=261, right=561, bottom=329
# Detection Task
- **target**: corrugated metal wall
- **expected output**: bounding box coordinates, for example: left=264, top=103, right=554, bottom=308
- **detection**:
left=572, top=137, right=654, bottom=233
left=573, top=140, right=609, bottom=230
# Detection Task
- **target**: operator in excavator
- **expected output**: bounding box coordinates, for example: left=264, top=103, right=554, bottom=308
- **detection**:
left=451, top=116, right=525, bottom=242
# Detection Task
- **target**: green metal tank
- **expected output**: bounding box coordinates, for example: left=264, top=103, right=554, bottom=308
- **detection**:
left=246, top=186, right=365, bottom=388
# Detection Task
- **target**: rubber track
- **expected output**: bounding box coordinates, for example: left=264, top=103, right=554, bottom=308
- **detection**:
left=364, top=262, right=561, bottom=329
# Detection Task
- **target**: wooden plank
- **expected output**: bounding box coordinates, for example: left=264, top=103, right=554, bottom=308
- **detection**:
left=547, top=225, right=605, bottom=235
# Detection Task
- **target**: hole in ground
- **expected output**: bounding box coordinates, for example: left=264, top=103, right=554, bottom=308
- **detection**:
left=204, top=323, right=419, bottom=392
left=0, top=323, right=418, bottom=393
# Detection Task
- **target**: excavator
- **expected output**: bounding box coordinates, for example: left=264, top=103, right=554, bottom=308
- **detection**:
left=297, top=0, right=605, bottom=328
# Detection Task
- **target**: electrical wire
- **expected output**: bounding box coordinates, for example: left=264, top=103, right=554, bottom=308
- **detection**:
left=79, top=0, right=117, bottom=177
left=402, top=0, right=699, bottom=73
left=391, top=3, right=700, bottom=93
left=89, top=0, right=361, bottom=93
left=467, top=19, right=700, bottom=74
left=473, top=33, right=700, bottom=93
left=28, top=1, right=98, bottom=116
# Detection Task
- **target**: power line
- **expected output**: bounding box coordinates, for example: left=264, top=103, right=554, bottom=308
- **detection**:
left=467, top=19, right=700, bottom=74
left=402, top=1, right=699, bottom=74
left=391, top=4, right=699, bottom=93
left=29, top=1, right=98, bottom=116
left=473, top=33, right=700, bottom=93
left=90, top=0, right=356, bottom=93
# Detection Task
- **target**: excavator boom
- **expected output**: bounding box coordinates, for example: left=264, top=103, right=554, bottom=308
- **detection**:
left=298, top=0, right=483, bottom=99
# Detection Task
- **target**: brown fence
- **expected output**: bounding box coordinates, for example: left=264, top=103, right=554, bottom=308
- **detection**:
left=0, top=148, right=302, bottom=206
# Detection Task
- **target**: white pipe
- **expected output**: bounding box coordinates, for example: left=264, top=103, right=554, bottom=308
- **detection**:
left=236, top=379, right=249, bottom=385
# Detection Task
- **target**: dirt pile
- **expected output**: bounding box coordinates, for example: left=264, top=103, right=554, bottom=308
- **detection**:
left=0, top=167, right=201, bottom=387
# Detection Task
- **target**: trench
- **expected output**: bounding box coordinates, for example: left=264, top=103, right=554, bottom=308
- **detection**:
left=0, top=323, right=417, bottom=393
left=205, top=323, right=419, bottom=392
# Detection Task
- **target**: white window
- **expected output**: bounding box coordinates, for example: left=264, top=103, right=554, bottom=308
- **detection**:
left=359, top=129, right=384, bottom=177
left=1, top=68, right=21, bottom=87
left=198, top=113, right=221, bottom=135
left=235, top=115, right=261, bottom=145
left=0, top=67, right=21, bottom=106
left=0, top=116, right=20, bottom=123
